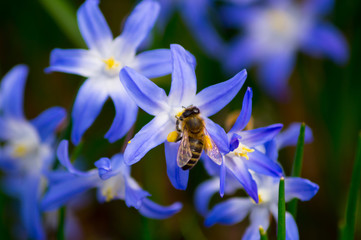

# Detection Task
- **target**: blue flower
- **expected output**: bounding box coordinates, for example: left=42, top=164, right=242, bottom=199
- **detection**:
left=46, top=0, right=172, bottom=145
left=221, top=0, right=348, bottom=99
left=203, top=87, right=283, bottom=200
left=119, top=44, right=247, bottom=190
left=203, top=174, right=319, bottom=240
left=155, top=0, right=225, bottom=59
left=41, top=140, right=182, bottom=219
left=0, top=65, right=66, bottom=240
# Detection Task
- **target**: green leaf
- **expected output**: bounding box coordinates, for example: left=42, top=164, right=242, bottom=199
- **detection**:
left=259, top=226, right=269, bottom=240
left=288, top=123, right=306, bottom=218
left=340, top=133, right=361, bottom=240
left=277, top=177, right=286, bottom=240
left=38, top=0, right=85, bottom=48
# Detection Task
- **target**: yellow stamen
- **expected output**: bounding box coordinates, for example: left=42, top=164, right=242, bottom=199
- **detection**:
left=128, top=140, right=131, bottom=144
left=12, top=144, right=28, bottom=158
left=204, top=135, right=213, bottom=151
left=234, top=144, right=254, bottom=160
left=176, top=111, right=183, bottom=118
left=251, top=194, right=263, bottom=205
left=102, top=187, right=115, bottom=202
left=167, top=131, right=179, bottom=142
left=103, top=57, right=120, bottom=70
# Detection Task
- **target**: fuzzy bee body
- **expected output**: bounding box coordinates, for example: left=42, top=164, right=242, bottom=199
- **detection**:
left=175, top=106, right=222, bottom=170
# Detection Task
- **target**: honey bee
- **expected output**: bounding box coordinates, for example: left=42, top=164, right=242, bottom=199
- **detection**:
left=174, top=106, right=222, bottom=170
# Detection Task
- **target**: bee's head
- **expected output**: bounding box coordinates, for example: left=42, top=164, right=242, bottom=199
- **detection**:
left=182, top=106, right=200, bottom=118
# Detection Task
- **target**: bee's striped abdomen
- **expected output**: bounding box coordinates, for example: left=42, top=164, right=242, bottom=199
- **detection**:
left=182, top=136, right=203, bottom=170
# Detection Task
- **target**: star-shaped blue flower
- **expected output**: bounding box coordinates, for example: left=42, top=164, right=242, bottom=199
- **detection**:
left=46, top=0, right=172, bottom=145
left=221, top=0, right=348, bottom=99
left=41, top=140, right=182, bottom=219
left=0, top=65, right=66, bottom=240
left=119, top=44, right=247, bottom=190
left=203, top=87, right=284, bottom=200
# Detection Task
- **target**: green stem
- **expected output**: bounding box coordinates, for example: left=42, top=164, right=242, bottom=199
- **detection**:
left=38, top=0, right=85, bottom=48
left=340, top=133, right=361, bottom=240
left=259, top=226, right=269, bottom=240
left=288, top=123, right=306, bottom=218
left=277, top=177, right=286, bottom=240
left=57, top=207, right=66, bottom=240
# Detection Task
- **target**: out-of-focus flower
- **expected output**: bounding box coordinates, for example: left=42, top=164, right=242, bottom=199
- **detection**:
left=119, top=44, right=247, bottom=190
left=41, top=140, right=182, bottom=219
left=203, top=87, right=283, bottom=200
left=46, top=0, right=172, bottom=145
left=0, top=65, right=66, bottom=240
left=155, top=0, right=226, bottom=59
left=221, top=0, right=348, bottom=99
left=203, top=174, right=319, bottom=240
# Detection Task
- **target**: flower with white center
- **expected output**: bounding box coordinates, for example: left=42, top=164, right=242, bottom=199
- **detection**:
left=46, top=0, right=172, bottom=145
left=203, top=87, right=283, bottom=200
left=201, top=174, right=319, bottom=240
left=119, top=44, right=247, bottom=190
left=221, top=0, right=348, bottom=99
left=0, top=65, right=66, bottom=240
left=41, top=140, right=182, bottom=220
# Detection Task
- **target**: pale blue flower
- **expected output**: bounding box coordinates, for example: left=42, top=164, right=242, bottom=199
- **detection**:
left=46, top=0, right=172, bottom=144
left=119, top=44, right=247, bottom=190
left=41, top=140, right=182, bottom=219
left=0, top=65, right=66, bottom=240
left=221, top=0, right=348, bottom=99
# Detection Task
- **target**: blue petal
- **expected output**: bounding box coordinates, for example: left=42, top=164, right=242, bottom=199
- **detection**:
left=0, top=65, right=28, bottom=120
left=119, top=67, right=169, bottom=116
left=138, top=198, right=182, bottom=219
left=237, top=124, right=283, bottom=147
left=41, top=173, right=98, bottom=211
left=205, top=198, right=252, bottom=227
left=303, top=0, right=334, bottom=16
left=104, top=85, right=138, bottom=143
left=31, top=107, right=67, bottom=142
left=258, top=53, right=295, bottom=100
left=286, top=212, right=299, bottom=240
left=124, top=115, right=172, bottom=165
left=124, top=177, right=150, bottom=209
left=77, top=0, right=113, bottom=54
left=180, top=0, right=225, bottom=59
left=164, top=141, right=189, bottom=190
left=134, top=49, right=172, bottom=79
left=226, top=156, right=259, bottom=202
left=264, top=139, right=279, bottom=162
left=120, top=0, right=160, bottom=51
left=284, top=177, right=319, bottom=202
left=94, top=157, right=114, bottom=180
left=301, top=23, right=348, bottom=65
left=20, top=176, right=45, bottom=240
left=246, top=150, right=283, bottom=177
left=220, top=157, right=226, bottom=197
left=57, top=140, right=92, bottom=176
left=194, top=178, right=219, bottom=216
left=224, top=36, right=259, bottom=73
left=243, top=207, right=271, bottom=240
left=275, top=123, right=313, bottom=150
left=45, top=49, right=102, bottom=77
left=220, top=6, right=259, bottom=29
left=229, top=87, right=253, bottom=133
left=203, top=117, right=230, bottom=153
left=168, top=44, right=197, bottom=106
left=71, top=78, right=109, bottom=145
left=194, top=69, right=247, bottom=117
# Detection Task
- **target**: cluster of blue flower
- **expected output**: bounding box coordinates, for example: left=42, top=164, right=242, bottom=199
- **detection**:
left=1, top=0, right=348, bottom=239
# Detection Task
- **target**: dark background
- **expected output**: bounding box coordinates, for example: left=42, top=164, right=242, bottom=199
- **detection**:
left=0, top=0, right=360, bottom=239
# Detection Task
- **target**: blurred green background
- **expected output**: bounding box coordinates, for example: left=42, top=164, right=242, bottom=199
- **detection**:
left=0, top=0, right=360, bottom=239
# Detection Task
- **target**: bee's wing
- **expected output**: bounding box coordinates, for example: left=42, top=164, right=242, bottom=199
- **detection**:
left=177, top=129, right=193, bottom=168
left=203, top=128, right=222, bottom=165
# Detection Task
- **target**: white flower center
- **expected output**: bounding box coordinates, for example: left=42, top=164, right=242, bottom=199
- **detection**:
left=101, top=174, right=125, bottom=202
left=102, top=57, right=123, bottom=77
